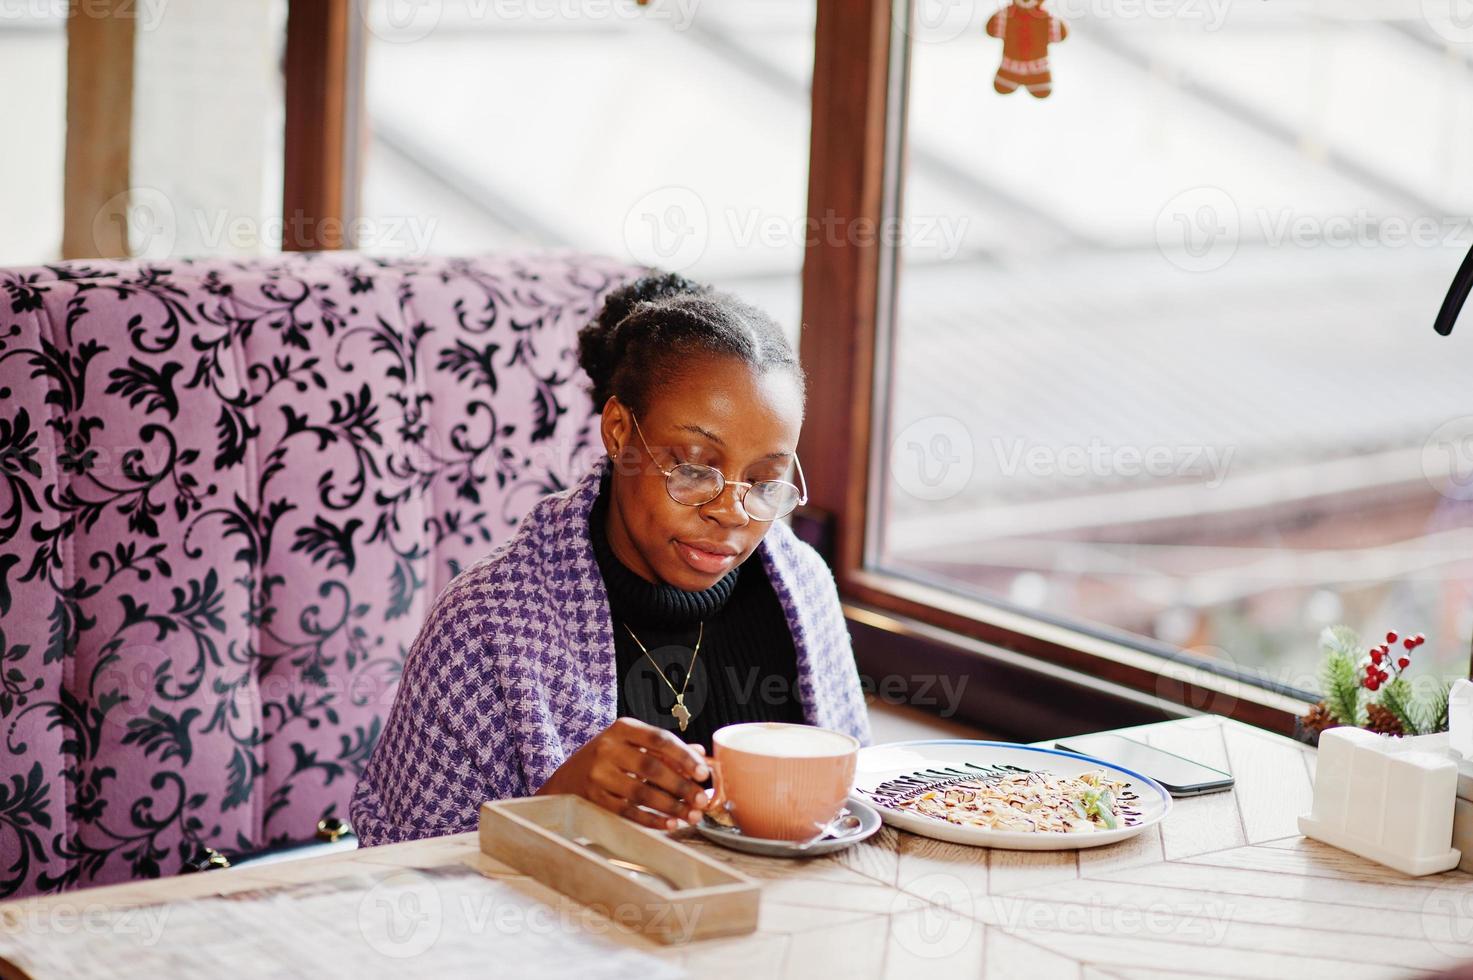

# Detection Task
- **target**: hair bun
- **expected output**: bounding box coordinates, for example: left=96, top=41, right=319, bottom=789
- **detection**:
left=578, top=272, right=707, bottom=405
left=594, top=272, right=706, bottom=333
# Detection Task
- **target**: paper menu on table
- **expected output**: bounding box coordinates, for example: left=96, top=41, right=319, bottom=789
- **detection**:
left=0, top=864, right=690, bottom=979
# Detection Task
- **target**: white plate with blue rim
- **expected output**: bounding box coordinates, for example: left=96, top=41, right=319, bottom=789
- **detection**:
left=851, top=739, right=1173, bottom=850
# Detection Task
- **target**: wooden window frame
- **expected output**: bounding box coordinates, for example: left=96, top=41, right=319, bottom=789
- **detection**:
left=282, top=0, right=363, bottom=252
left=62, top=1, right=136, bottom=260
left=797, top=0, right=1310, bottom=737
left=60, top=0, right=361, bottom=258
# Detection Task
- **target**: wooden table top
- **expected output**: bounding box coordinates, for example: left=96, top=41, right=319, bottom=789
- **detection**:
left=5, top=715, right=1472, bottom=979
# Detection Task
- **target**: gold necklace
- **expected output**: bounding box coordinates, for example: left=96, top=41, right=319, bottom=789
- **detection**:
left=623, top=621, right=703, bottom=732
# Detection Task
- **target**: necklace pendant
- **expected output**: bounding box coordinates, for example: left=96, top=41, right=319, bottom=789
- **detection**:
left=671, top=696, right=691, bottom=732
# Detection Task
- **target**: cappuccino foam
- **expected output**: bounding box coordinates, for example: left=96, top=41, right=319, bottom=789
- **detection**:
left=716, top=723, right=855, bottom=757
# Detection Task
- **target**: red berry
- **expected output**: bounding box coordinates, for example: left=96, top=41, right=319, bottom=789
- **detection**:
left=1379, top=669, right=1390, bottom=682
left=1371, top=650, right=1384, bottom=665
left=1415, top=634, right=1426, bottom=646
left=1404, top=638, right=1416, bottom=650
left=1398, top=658, right=1411, bottom=669
left=1386, top=632, right=1399, bottom=644
left=1367, top=679, right=1381, bottom=692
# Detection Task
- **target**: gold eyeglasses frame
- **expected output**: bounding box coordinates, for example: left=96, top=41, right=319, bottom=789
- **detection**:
left=626, top=411, right=808, bottom=522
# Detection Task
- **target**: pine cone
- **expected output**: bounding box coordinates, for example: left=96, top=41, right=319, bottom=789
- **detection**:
left=1365, top=702, right=1405, bottom=736
left=1301, top=700, right=1338, bottom=735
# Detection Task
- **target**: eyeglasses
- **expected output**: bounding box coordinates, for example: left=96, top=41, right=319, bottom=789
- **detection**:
left=628, top=413, right=808, bottom=522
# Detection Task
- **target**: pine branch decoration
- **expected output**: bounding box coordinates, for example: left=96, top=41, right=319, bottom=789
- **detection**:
left=1320, top=624, right=1364, bottom=660
left=1318, top=626, right=1365, bottom=726
left=1420, top=678, right=1451, bottom=736
left=1377, top=676, right=1421, bottom=737
left=1305, top=626, right=1446, bottom=739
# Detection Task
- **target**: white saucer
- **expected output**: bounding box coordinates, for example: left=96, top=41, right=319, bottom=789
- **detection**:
left=695, top=798, right=882, bottom=857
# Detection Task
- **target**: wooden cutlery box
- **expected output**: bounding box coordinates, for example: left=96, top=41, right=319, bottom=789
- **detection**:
left=478, top=795, right=759, bottom=944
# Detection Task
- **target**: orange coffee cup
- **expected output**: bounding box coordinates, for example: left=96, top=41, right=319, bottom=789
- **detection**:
left=704, top=722, right=859, bottom=841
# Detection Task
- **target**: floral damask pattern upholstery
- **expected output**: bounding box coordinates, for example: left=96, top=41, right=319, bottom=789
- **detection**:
left=0, top=251, right=641, bottom=898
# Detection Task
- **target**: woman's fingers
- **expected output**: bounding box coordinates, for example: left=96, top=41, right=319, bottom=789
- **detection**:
left=589, top=758, right=697, bottom=828
left=614, top=718, right=709, bottom=781
left=626, top=779, right=693, bottom=825
left=599, top=745, right=705, bottom=823
left=586, top=784, right=672, bottom=830
left=579, top=718, right=717, bottom=829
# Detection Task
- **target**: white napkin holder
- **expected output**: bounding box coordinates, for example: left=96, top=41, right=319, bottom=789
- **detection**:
left=1299, top=726, right=1462, bottom=876
left=1448, top=679, right=1473, bottom=874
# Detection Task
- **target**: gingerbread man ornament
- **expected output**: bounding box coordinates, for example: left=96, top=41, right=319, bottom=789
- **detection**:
left=986, top=0, right=1068, bottom=99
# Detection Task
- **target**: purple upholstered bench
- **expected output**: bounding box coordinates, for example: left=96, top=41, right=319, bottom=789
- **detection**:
left=0, top=251, right=640, bottom=898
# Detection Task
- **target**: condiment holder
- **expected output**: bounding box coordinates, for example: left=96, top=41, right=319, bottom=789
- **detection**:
left=1299, top=725, right=1463, bottom=876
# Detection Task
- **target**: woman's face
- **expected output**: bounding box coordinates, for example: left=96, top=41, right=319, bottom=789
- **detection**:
left=599, top=355, right=805, bottom=592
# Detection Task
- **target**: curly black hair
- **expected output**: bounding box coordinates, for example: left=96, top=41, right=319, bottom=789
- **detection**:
left=576, top=271, right=805, bottom=415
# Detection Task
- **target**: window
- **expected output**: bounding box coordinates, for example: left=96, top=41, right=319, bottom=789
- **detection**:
left=131, top=0, right=287, bottom=257
left=0, top=2, right=287, bottom=263
left=871, top=1, right=1473, bottom=698
left=0, top=8, right=66, bottom=264
left=359, top=0, right=816, bottom=331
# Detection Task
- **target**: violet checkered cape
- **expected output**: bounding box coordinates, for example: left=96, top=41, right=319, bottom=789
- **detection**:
left=349, top=455, right=872, bottom=846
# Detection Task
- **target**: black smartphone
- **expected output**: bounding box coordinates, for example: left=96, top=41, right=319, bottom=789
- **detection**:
left=1054, top=733, right=1235, bottom=797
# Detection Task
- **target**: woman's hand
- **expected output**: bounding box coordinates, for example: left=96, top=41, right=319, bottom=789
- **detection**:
left=536, top=717, right=712, bottom=830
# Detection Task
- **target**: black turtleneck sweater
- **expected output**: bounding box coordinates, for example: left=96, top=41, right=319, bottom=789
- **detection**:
left=588, top=475, right=805, bottom=750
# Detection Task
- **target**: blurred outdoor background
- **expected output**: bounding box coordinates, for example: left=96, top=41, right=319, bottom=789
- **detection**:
left=4, top=0, right=1471, bottom=690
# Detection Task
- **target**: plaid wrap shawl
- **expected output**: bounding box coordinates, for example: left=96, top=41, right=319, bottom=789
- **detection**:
left=349, top=455, right=872, bottom=846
